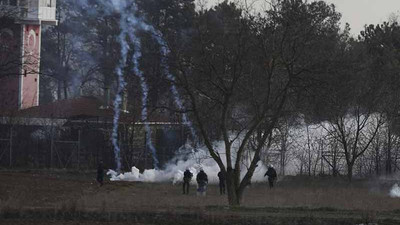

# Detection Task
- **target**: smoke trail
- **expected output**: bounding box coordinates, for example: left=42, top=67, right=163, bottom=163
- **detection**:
left=159, top=44, right=198, bottom=141
left=121, top=1, right=198, bottom=167
left=122, top=3, right=198, bottom=142
left=110, top=0, right=161, bottom=170
left=111, top=1, right=130, bottom=172
left=71, top=0, right=134, bottom=172
left=117, top=2, right=161, bottom=169
left=130, top=37, right=160, bottom=169
left=75, top=0, right=197, bottom=170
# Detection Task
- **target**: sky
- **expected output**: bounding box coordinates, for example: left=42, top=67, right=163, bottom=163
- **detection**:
left=202, top=0, right=400, bottom=36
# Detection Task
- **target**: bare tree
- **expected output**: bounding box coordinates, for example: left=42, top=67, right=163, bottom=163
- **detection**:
left=323, top=111, right=384, bottom=181
left=0, top=2, right=40, bottom=78
left=171, top=0, right=341, bottom=205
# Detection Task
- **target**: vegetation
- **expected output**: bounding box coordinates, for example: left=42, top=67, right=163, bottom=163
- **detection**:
left=0, top=171, right=400, bottom=225
left=1, top=0, right=400, bottom=206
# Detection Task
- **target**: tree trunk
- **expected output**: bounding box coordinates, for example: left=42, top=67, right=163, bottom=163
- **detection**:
left=375, top=147, right=380, bottom=176
left=57, top=80, right=62, bottom=100
left=332, top=152, right=338, bottom=177
left=226, top=168, right=241, bottom=206
left=386, top=128, right=392, bottom=175
left=63, top=80, right=68, bottom=99
left=280, top=141, right=286, bottom=176
left=347, top=163, right=354, bottom=181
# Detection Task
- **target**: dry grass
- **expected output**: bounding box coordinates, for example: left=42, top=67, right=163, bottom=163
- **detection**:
left=0, top=171, right=400, bottom=224
left=73, top=181, right=400, bottom=212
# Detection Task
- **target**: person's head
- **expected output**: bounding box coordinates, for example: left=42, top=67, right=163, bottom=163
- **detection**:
left=269, top=164, right=274, bottom=169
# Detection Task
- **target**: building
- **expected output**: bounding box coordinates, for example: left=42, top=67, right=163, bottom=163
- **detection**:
left=0, top=0, right=57, bottom=112
left=0, top=0, right=188, bottom=170
left=0, top=96, right=187, bottom=170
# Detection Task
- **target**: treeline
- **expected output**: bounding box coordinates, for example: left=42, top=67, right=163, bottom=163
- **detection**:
left=38, top=0, right=400, bottom=182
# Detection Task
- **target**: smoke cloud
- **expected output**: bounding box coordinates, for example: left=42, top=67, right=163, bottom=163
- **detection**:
left=111, top=8, right=130, bottom=172
left=107, top=140, right=270, bottom=184
left=390, top=183, right=400, bottom=198
left=73, top=0, right=199, bottom=171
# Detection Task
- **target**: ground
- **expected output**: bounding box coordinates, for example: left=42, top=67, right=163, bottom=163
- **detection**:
left=0, top=170, right=400, bottom=224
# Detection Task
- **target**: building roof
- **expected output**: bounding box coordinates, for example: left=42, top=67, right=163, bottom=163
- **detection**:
left=8, top=96, right=176, bottom=124
left=16, top=96, right=113, bottom=119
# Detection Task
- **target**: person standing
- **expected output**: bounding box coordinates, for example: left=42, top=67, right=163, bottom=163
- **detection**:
left=183, top=168, right=193, bottom=194
left=264, top=165, right=277, bottom=189
left=196, top=169, right=208, bottom=196
left=217, top=170, right=226, bottom=195
left=97, top=161, right=104, bottom=187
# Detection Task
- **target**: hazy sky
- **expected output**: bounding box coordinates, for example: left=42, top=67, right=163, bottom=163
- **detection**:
left=203, top=0, right=400, bottom=35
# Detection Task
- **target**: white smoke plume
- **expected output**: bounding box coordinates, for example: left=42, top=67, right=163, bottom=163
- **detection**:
left=127, top=21, right=160, bottom=169
left=390, top=183, right=400, bottom=198
left=73, top=0, right=198, bottom=170
left=107, top=140, right=270, bottom=184
left=111, top=2, right=131, bottom=172
left=122, top=2, right=198, bottom=144
left=158, top=42, right=198, bottom=141
left=74, top=0, right=161, bottom=170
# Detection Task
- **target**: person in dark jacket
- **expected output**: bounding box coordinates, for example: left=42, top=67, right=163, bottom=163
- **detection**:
left=264, top=165, right=277, bottom=189
left=217, top=170, right=226, bottom=195
left=183, top=169, right=193, bottom=194
left=97, top=161, right=104, bottom=187
left=196, top=169, right=208, bottom=196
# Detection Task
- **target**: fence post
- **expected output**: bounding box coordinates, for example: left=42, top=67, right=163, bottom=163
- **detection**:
left=50, top=127, right=54, bottom=168
left=77, top=129, right=81, bottom=169
left=9, top=127, right=13, bottom=168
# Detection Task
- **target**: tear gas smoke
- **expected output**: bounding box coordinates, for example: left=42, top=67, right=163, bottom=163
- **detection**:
left=158, top=41, right=197, bottom=140
left=107, top=140, right=270, bottom=184
left=122, top=2, right=198, bottom=141
left=390, top=183, right=400, bottom=198
left=130, top=36, right=159, bottom=168
left=73, top=0, right=135, bottom=172
left=107, top=1, right=160, bottom=170
left=111, top=2, right=130, bottom=172
left=75, top=0, right=198, bottom=170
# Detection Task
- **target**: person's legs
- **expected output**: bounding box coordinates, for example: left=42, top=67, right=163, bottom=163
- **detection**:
left=198, top=182, right=207, bottom=196
left=186, top=181, right=190, bottom=194
left=183, top=182, right=187, bottom=194
left=268, top=178, right=273, bottom=189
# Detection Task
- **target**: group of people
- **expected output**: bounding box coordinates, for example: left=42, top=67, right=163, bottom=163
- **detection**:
left=96, top=161, right=278, bottom=192
left=182, top=165, right=277, bottom=196
left=182, top=168, right=212, bottom=195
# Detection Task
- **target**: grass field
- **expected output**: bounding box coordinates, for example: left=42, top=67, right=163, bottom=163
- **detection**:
left=1, top=170, right=400, bottom=224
